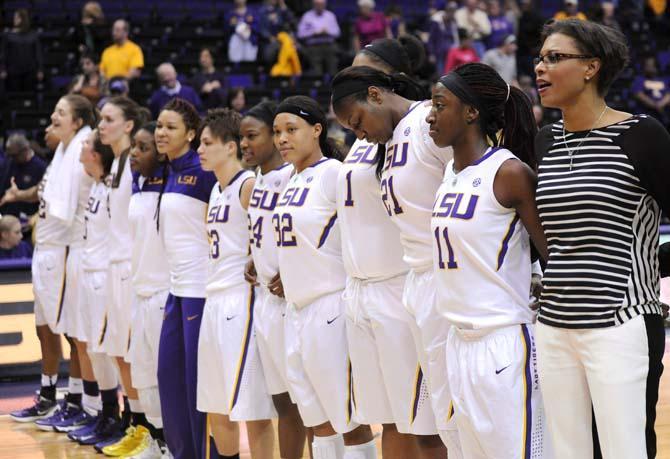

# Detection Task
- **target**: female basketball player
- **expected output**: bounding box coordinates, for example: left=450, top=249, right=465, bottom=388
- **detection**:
left=62, top=130, right=120, bottom=441
left=11, top=95, right=94, bottom=428
left=197, top=108, right=276, bottom=459
left=273, top=96, right=376, bottom=459
left=93, top=96, right=150, bottom=448
left=426, top=62, right=551, bottom=458
left=534, top=20, right=670, bottom=458
left=121, top=122, right=171, bottom=457
left=242, top=101, right=310, bottom=459
left=331, top=66, right=460, bottom=456
left=337, top=38, right=442, bottom=459
left=155, top=98, right=218, bottom=459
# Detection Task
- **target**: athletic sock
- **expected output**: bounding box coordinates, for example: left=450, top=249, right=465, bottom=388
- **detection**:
left=101, top=388, right=119, bottom=419
left=65, top=392, right=82, bottom=406
left=343, top=439, right=377, bottom=459
left=121, top=396, right=131, bottom=428
left=82, top=380, right=100, bottom=414
left=39, top=374, right=58, bottom=401
left=131, top=411, right=149, bottom=428
left=312, top=434, right=345, bottom=459
left=151, top=427, right=165, bottom=442
left=68, top=377, right=83, bottom=394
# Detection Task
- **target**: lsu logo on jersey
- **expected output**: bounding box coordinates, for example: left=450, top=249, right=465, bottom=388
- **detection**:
left=249, top=189, right=280, bottom=210
left=382, top=142, right=409, bottom=171
left=278, top=187, right=310, bottom=207
left=177, top=175, right=198, bottom=186
left=345, top=144, right=376, bottom=164
left=86, top=196, right=101, bottom=214
left=207, top=204, right=230, bottom=223
left=432, top=192, right=479, bottom=219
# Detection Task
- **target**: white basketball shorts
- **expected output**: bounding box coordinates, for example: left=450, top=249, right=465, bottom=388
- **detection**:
left=81, top=269, right=108, bottom=350
left=99, top=260, right=133, bottom=358
left=62, top=246, right=85, bottom=340
left=197, top=284, right=277, bottom=421
left=32, top=244, right=68, bottom=333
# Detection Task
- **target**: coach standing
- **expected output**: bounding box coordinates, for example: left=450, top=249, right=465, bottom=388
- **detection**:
left=533, top=19, right=670, bottom=459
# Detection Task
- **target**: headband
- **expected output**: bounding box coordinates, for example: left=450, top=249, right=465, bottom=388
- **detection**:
left=274, top=101, right=323, bottom=127
left=245, top=102, right=276, bottom=127
left=438, top=72, right=484, bottom=112
left=363, top=40, right=407, bottom=74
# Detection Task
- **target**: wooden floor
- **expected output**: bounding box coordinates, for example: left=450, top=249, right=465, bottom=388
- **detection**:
left=1, top=337, right=668, bottom=459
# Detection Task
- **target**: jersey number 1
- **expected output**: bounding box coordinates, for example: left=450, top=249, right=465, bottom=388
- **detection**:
left=434, top=226, right=458, bottom=269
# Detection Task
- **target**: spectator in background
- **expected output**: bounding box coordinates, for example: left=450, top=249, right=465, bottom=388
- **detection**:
left=226, top=0, right=260, bottom=63
left=444, top=28, right=479, bottom=73
left=73, top=1, right=108, bottom=56
left=149, top=63, right=203, bottom=118
left=385, top=4, right=406, bottom=38
left=69, top=52, right=105, bottom=105
left=482, top=34, right=518, bottom=84
left=0, top=133, right=47, bottom=221
left=554, top=0, right=587, bottom=20
left=516, top=0, right=544, bottom=77
left=455, top=0, right=491, bottom=57
left=0, top=9, right=43, bottom=92
left=99, top=19, right=144, bottom=79
left=633, top=56, right=670, bottom=125
left=353, top=0, right=390, bottom=52
left=297, top=0, right=341, bottom=76
left=487, top=0, right=515, bottom=48
left=427, top=1, right=459, bottom=76
left=598, top=1, right=621, bottom=31
left=270, top=31, right=302, bottom=76
left=519, top=74, right=540, bottom=105
left=259, top=0, right=296, bottom=65
left=227, top=87, right=247, bottom=114
left=191, top=48, right=226, bottom=110
left=0, top=215, right=32, bottom=259
left=97, top=75, right=129, bottom=109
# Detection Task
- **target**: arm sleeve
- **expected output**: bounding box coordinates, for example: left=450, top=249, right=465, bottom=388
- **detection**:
left=621, top=115, right=670, bottom=216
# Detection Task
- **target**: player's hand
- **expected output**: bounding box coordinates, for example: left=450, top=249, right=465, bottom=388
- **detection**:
left=268, top=272, right=285, bottom=298
left=529, top=273, right=542, bottom=311
left=0, top=177, right=20, bottom=206
left=244, top=259, right=259, bottom=286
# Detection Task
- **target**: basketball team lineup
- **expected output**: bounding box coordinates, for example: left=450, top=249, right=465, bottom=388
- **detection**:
left=3, top=17, right=670, bottom=459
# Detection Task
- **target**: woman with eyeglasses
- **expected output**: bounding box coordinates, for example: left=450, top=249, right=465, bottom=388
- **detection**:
left=534, top=19, right=670, bottom=459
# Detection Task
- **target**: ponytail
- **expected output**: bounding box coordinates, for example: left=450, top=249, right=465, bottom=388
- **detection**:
left=501, top=86, right=537, bottom=171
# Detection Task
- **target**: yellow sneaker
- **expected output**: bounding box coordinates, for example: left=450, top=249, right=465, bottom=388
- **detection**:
left=102, top=426, right=149, bottom=457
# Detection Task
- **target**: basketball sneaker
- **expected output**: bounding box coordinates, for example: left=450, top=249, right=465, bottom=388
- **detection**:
left=125, top=432, right=163, bottom=459
left=33, top=399, right=67, bottom=431
left=77, top=415, right=124, bottom=445
left=52, top=405, right=96, bottom=432
left=10, top=395, right=58, bottom=423
left=101, top=425, right=149, bottom=457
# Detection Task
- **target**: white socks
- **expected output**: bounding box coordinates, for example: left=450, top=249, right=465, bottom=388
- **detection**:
left=312, top=434, right=345, bottom=459
left=344, top=439, right=378, bottom=459
left=83, top=393, right=102, bottom=415
left=41, top=374, right=57, bottom=387
left=68, top=377, right=83, bottom=395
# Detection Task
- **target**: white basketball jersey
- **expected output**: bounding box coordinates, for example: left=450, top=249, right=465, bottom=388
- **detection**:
left=206, top=170, right=255, bottom=293
left=380, top=101, right=452, bottom=271
left=34, top=166, right=69, bottom=246
left=83, top=179, right=111, bottom=271
left=275, top=158, right=346, bottom=308
left=337, top=139, right=407, bottom=280
left=129, top=170, right=171, bottom=297
left=70, top=169, right=94, bottom=247
left=431, top=148, right=533, bottom=329
left=108, top=155, right=133, bottom=263
left=248, top=163, right=293, bottom=286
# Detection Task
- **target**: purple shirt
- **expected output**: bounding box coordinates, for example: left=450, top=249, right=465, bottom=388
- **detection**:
left=487, top=14, right=514, bottom=48
left=297, top=9, right=341, bottom=46
left=149, top=84, right=204, bottom=118
left=632, top=76, right=669, bottom=102
left=0, top=240, right=33, bottom=259
left=0, top=154, right=47, bottom=218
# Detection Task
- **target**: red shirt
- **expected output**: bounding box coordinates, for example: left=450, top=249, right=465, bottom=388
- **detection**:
left=444, top=47, right=479, bottom=73
left=355, top=12, right=388, bottom=47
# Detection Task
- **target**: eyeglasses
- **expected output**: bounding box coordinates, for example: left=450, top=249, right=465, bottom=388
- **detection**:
left=533, top=53, right=594, bottom=67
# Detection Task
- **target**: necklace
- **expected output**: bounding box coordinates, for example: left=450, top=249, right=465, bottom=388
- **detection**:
left=562, top=105, right=608, bottom=171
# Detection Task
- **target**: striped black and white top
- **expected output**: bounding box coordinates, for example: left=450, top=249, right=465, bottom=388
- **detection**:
left=535, top=114, right=670, bottom=329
